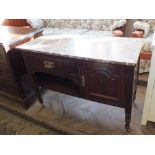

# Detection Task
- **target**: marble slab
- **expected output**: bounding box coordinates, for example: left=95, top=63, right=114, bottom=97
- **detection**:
left=43, top=28, right=153, bottom=52
left=43, top=28, right=89, bottom=36
left=17, top=34, right=143, bottom=66
left=83, top=30, right=112, bottom=37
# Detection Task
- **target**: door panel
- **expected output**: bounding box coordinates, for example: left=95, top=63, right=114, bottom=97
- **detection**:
left=81, top=62, right=126, bottom=107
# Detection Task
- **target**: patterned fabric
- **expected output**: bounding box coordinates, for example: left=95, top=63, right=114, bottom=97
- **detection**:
left=142, top=33, right=153, bottom=51
left=111, top=19, right=127, bottom=30
left=43, top=19, right=120, bottom=31
left=134, top=19, right=154, bottom=73
left=141, top=19, right=155, bottom=33
left=133, top=21, right=150, bottom=37
left=26, top=19, right=44, bottom=28
left=139, top=59, right=151, bottom=73
left=139, top=32, right=153, bottom=73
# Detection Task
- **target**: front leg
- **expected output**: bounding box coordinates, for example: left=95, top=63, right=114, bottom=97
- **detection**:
left=125, top=107, right=131, bottom=132
left=35, top=86, right=44, bottom=105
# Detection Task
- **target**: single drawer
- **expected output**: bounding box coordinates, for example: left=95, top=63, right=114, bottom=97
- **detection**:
left=0, top=45, right=7, bottom=64
left=0, top=77, right=20, bottom=97
left=24, top=53, right=79, bottom=76
left=0, top=63, right=13, bottom=79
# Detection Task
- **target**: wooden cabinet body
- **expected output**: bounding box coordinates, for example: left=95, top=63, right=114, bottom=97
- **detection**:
left=0, top=45, right=22, bottom=99
left=21, top=51, right=137, bottom=130
left=0, top=26, right=43, bottom=105
left=80, top=61, right=127, bottom=107
left=17, top=35, right=142, bottom=130
left=22, top=51, right=136, bottom=106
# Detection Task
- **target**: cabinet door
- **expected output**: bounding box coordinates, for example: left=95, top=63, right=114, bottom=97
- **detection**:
left=81, top=62, right=126, bottom=107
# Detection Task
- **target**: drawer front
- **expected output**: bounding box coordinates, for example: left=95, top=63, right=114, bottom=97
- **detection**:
left=0, top=78, right=20, bottom=97
left=24, top=53, right=78, bottom=76
left=0, top=45, right=7, bottom=64
left=0, top=63, right=13, bottom=79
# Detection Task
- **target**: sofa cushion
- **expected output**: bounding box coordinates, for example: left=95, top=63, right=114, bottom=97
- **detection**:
left=26, top=19, right=44, bottom=29
left=132, top=30, right=144, bottom=38
left=111, top=19, right=126, bottom=30
left=133, top=21, right=150, bottom=37
left=113, top=30, right=124, bottom=37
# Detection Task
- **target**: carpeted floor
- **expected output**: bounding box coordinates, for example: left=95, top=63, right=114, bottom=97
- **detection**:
left=0, top=77, right=155, bottom=134
left=0, top=108, right=59, bottom=135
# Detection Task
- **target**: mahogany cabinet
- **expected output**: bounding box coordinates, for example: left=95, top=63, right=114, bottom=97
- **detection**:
left=16, top=35, right=143, bottom=131
left=20, top=50, right=136, bottom=131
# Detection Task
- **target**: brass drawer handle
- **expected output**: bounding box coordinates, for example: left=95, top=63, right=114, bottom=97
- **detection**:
left=43, top=60, right=55, bottom=69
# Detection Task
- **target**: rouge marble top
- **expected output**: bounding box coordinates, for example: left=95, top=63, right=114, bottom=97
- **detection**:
left=16, top=34, right=143, bottom=66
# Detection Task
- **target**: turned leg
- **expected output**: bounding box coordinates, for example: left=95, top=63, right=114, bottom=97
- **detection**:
left=125, top=107, right=131, bottom=132
left=35, top=86, right=43, bottom=105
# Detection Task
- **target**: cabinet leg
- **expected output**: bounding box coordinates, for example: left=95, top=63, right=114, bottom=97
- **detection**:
left=35, top=87, right=43, bottom=105
left=125, top=108, right=131, bottom=132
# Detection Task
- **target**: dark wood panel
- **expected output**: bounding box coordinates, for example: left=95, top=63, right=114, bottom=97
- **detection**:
left=22, top=50, right=134, bottom=109
left=22, top=52, right=79, bottom=76
left=80, top=61, right=126, bottom=107
left=0, top=77, right=21, bottom=97
left=0, top=45, right=7, bottom=64
left=0, top=62, right=13, bottom=78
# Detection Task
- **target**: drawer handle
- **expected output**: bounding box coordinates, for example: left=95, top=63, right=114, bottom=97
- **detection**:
left=43, top=60, right=55, bottom=69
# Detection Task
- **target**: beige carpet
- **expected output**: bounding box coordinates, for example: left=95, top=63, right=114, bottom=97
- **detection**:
left=0, top=84, right=155, bottom=135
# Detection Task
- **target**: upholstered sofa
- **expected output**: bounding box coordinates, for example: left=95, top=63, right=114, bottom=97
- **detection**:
left=1, top=19, right=126, bottom=37
left=138, top=33, right=153, bottom=73
left=42, top=19, right=126, bottom=36
left=131, top=20, right=154, bottom=73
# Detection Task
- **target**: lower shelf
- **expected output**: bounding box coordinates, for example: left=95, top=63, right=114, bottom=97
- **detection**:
left=34, top=72, right=81, bottom=97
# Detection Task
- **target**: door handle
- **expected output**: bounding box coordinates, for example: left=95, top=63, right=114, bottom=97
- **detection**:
left=81, top=75, right=85, bottom=87
left=43, top=60, right=55, bottom=69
